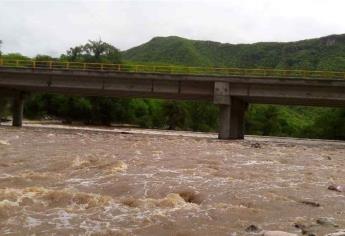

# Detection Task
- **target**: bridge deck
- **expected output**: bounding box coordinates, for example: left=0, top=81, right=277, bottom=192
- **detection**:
left=1, top=66, right=345, bottom=107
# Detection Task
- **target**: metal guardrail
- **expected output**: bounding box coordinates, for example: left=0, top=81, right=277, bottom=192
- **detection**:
left=0, top=59, right=345, bottom=79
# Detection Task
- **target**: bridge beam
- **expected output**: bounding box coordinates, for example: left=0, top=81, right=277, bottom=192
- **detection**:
left=214, top=82, right=247, bottom=139
left=12, top=92, right=25, bottom=127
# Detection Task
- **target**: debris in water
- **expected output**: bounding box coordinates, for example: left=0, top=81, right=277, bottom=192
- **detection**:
left=251, top=142, right=262, bottom=148
left=299, top=200, right=320, bottom=207
left=294, top=219, right=315, bottom=235
left=245, top=224, right=262, bottom=233
left=328, top=185, right=345, bottom=192
left=316, top=217, right=338, bottom=227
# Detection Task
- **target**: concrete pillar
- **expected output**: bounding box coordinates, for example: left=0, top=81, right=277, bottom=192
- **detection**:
left=229, top=98, right=246, bottom=139
left=12, top=92, right=24, bottom=127
left=218, top=104, right=231, bottom=139
left=214, top=82, right=247, bottom=139
left=217, top=98, right=246, bottom=139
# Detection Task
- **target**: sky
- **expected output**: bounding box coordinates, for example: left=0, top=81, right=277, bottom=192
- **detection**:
left=1, top=0, right=345, bottom=57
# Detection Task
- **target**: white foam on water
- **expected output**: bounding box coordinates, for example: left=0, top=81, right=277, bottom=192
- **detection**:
left=0, top=174, right=15, bottom=179
left=66, top=178, right=100, bottom=187
left=53, top=210, right=75, bottom=229
left=25, top=216, right=42, bottom=229
left=0, top=199, right=19, bottom=207
left=0, top=140, right=10, bottom=145
left=240, top=160, right=278, bottom=166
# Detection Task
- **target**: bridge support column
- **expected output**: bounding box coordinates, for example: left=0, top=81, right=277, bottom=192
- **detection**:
left=218, top=98, right=247, bottom=139
left=12, top=92, right=25, bottom=127
left=214, top=82, right=247, bottom=139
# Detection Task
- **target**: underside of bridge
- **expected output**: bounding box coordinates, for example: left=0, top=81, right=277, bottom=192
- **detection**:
left=2, top=86, right=249, bottom=139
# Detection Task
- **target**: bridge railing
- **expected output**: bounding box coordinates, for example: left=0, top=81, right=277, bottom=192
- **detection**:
left=0, top=59, right=345, bottom=79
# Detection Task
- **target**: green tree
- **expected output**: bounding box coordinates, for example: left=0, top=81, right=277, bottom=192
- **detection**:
left=1, top=53, right=30, bottom=61
left=162, top=101, right=189, bottom=130
left=62, top=39, right=121, bottom=63
left=303, top=108, right=345, bottom=140
left=27, top=40, right=122, bottom=126
left=0, top=40, right=9, bottom=121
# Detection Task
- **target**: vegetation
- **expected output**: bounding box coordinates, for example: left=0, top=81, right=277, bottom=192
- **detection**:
left=0, top=40, right=7, bottom=119
left=1, top=35, right=345, bottom=139
left=123, top=35, right=345, bottom=71
left=61, top=40, right=121, bottom=63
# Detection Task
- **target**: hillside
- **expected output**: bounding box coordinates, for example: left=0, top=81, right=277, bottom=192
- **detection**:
left=122, top=34, right=345, bottom=70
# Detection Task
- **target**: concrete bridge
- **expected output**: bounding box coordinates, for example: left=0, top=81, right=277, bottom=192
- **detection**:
left=1, top=61, right=345, bottom=139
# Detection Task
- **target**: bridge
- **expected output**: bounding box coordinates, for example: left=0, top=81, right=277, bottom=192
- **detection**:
left=1, top=59, right=345, bottom=139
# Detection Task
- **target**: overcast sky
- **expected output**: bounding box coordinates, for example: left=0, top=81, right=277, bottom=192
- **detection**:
left=1, top=0, right=345, bottom=57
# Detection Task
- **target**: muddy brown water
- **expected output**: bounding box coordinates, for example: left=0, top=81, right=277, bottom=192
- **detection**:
left=0, top=124, right=345, bottom=236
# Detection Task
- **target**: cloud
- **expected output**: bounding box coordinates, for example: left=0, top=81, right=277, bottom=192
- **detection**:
left=0, top=0, right=345, bottom=57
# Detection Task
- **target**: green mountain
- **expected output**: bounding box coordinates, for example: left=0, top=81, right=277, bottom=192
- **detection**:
left=122, top=34, right=345, bottom=71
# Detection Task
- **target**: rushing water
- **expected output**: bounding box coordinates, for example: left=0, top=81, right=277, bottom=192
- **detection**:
left=0, top=124, right=345, bottom=235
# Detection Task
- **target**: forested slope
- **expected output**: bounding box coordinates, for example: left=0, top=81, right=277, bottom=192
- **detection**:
left=123, top=34, right=345, bottom=71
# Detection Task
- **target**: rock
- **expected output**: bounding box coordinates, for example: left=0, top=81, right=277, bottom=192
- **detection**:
left=328, top=185, right=345, bottom=192
left=262, top=231, right=298, bottom=236
left=245, top=224, right=262, bottom=233
left=317, top=217, right=338, bottom=227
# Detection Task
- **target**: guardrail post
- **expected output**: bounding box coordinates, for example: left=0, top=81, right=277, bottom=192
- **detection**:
left=101, top=64, right=104, bottom=71
left=49, top=61, right=52, bottom=69
left=117, top=64, right=121, bottom=72
left=16, top=60, right=19, bottom=67
left=32, top=61, right=36, bottom=69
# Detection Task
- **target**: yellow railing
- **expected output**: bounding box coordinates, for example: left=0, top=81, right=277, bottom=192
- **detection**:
left=0, top=59, right=345, bottom=79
